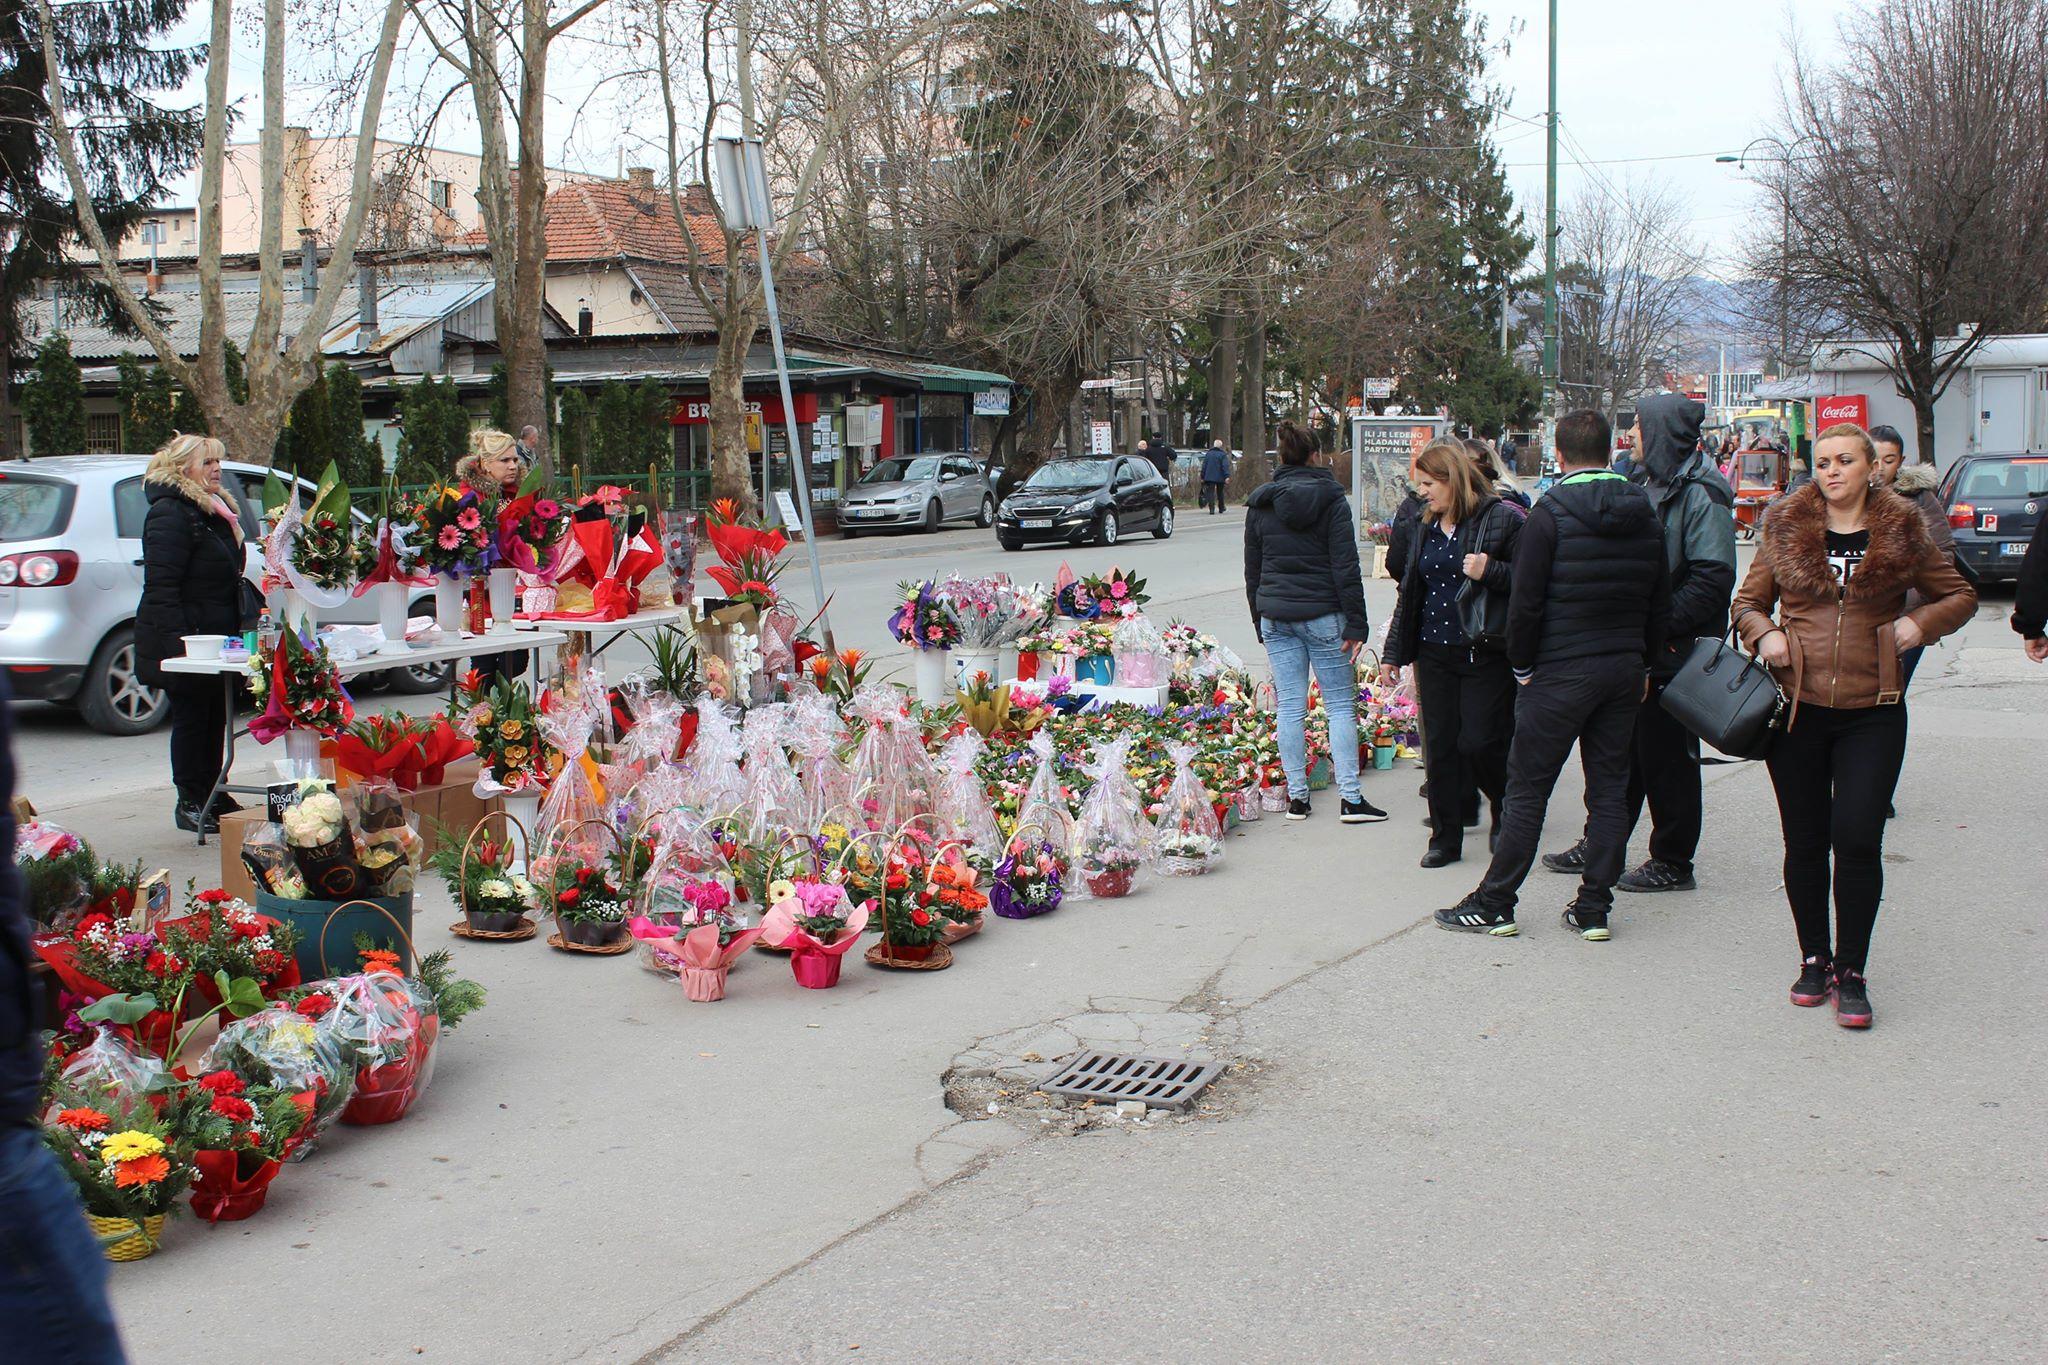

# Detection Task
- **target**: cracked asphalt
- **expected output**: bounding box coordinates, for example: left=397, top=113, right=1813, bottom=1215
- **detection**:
left=21, top=531, right=2040, bottom=1362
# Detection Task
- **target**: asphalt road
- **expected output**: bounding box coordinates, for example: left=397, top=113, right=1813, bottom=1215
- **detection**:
left=15, top=514, right=2043, bottom=1363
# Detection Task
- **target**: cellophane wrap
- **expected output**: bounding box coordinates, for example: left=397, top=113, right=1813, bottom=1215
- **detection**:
left=1071, top=736, right=1151, bottom=900
left=739, top=703, right=803, bottom=833
left=349, top=778, right=419, bottom=896
left=789, top=690, right=852, bottom=829
left=847, top=684, right=926, bottom=832
left=1152, top=741, right=1224, bottom=874
left=55, top=1027, right=168, bottom=1110
left=1111, top=613, right=1172, bottom=688
left=319, top=970, right=439, bottom=1125
left=534, top=700, right=606, bottom=880
left=1013, top=729, right=1075, bottom=865
left=934, top=731, right=1003, bottom=866
left=683, top=696, right=747, bottom=817
left=202, top=1005, right=355, bottom=1151
left=240, top=820, right=306, bottom=899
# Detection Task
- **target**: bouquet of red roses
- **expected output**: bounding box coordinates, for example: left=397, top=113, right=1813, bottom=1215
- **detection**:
left=248, top=628, right=354, bottom=745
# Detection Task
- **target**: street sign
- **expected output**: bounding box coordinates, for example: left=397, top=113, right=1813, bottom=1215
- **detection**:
left=1816, top=393, right=1868, bottom=429
left=1079, top=378, right=1117, bottom=390
left=1089, top=421, right=1114, bottom=455
left=1364, top=377, right=1396, bottom=399
left=973, top=388, right=1011, bottom=416
left=773, top=490, right=804, bottom=538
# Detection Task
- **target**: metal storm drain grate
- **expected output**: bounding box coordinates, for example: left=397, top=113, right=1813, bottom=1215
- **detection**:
left=1040, top=1051, right=1224, bottom=1111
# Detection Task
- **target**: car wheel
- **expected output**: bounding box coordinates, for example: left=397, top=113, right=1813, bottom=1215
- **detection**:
left=976, top=496, right=996, bottom=528
left=1152, top=504, right=1175, bottom=539
left=922, top=500, right=941, bottom=532
left=999, top=535, right=1022, bottom=552
left=79, top=626, right=170, bottom=736
left=1097, top=510, right=1120, bottom=546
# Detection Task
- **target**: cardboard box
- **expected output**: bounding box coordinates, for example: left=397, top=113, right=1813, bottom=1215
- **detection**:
left=219, top=759, right=491, bottom=900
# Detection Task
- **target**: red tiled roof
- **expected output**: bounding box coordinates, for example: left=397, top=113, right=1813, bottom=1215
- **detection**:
left=541, top=179, right=729, bottom=264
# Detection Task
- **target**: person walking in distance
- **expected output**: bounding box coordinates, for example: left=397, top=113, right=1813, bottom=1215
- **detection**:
left=1380, top=440, right=1521, bottom=868
left=1734, top=425, right=1974, bottom=1027
left=1437, top=410, right=1668, bottom=940
left=1543, top=393, right=1734, bottom=894
left=1244, top=421, right=1386, bottom=824
left=1201, top=441, right=1232, bottom=513
left=1870, top=423, right=1960, bottom=692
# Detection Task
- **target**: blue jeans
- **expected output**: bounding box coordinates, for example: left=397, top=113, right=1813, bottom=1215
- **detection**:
left=1262, top=613, right=1362, bottom=802
left=0, top=1125, right=128, bottom=1364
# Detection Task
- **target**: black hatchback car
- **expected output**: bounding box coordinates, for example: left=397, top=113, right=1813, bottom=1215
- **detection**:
left=996, top=456, right=1175, bottom=550
left=1938, top=453, right=2048, bottom=582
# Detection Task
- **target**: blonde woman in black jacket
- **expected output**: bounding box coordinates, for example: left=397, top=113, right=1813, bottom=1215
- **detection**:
left=1381, top=439, right=1521, bottom=866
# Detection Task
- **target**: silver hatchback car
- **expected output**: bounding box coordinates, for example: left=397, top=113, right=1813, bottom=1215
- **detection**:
left=0, top=455, right=447, bottom=736
left=837, top=453, right=996, bottom=537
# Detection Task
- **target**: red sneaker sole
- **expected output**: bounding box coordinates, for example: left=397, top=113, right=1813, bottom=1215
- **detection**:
left=1836, top=1011, right=1873, bottom=1029
left=1790, top=990, right=1831, bottom=1007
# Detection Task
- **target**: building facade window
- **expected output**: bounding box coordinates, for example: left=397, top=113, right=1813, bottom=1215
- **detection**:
left=427, top=179, right=453, bottom=213
left=85, top=413, right=122, bottom=454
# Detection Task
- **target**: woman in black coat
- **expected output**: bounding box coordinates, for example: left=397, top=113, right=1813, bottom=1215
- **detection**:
left=136, top=434, right=246, bottom=834
left=1381, top=439, right=1521, bottom=868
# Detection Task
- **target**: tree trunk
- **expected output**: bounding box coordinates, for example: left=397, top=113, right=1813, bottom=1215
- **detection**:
left=708, top=318, right=756, bottom=509
left=1239, top=316, right=1266, bottom=464
left=507, top=0, right=553, bottom=472
left=1208, top=312, right=1237, bottom=450
left=1018, top=364, right=1078, bottom=471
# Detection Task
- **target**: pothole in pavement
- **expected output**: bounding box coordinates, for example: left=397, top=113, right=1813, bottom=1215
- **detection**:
left=941, top=998, right=1264, bottom=1136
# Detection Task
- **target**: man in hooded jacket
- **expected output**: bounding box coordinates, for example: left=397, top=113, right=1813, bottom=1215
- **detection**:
left=1438, top=410, right=1669, bottom=940
left=1543, top=392, right=1735, bottom=895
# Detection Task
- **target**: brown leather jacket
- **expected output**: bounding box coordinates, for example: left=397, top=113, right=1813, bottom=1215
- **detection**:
left=1732, top=484, right=1975, bottom=714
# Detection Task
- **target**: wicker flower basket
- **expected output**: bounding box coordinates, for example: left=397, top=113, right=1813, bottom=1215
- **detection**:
left=88, top=1212, right=166, bottom=1262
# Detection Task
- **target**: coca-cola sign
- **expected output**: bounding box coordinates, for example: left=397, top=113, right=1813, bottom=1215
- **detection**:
left=1815, top=394, right=1869, bottom=429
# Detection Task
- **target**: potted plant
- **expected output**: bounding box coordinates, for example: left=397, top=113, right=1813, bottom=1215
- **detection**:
left=924, top=853, right=990, bottom=943
left=991, top=837, right=1064, bottom=919
left=41, top=1091, right=193, bottom=1261
left=673, top=921, right=768, bottom=1000
left=176, top=1069, right=309, bottom=1222
left=551, top=860, right=630, bottom=947
left=1079, top=843, right=1143, bottom=899
left=761, top=880, right=870, bottom=989
left=1154, top=829, right=1223, bottom=877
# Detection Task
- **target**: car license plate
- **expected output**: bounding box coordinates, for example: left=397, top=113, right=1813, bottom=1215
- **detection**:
left=851, top=508, right=883, bottom=518
left=1021, top=519, right=1052, bottom=529
left=2004, top=540, right=2027, bottom=555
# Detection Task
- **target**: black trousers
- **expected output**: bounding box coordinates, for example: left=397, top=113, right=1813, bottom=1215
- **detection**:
left=1477, top=653, right=1644, bottom=913
left=1619, top=683, right=1705, bottom=874
left=1202, top=481, right=1226, bottom=512
left=1764, top=702, right=1908, bottom=974
left=167, top=676, right=228, bottom=805
left=1414, top=642, right=1513, bottom=856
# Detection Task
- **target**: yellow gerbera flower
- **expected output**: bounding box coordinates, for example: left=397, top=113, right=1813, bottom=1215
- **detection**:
left=99, top=1130, right=166, bottom=1165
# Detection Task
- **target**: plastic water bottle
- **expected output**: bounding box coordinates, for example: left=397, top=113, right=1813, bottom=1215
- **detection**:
left=256, top=608, right=279, bottom=653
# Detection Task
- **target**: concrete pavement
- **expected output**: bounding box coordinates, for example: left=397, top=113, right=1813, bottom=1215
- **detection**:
left=13, top=522, right=2042, bottom=1363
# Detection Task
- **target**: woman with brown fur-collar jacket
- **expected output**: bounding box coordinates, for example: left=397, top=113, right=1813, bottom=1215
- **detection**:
left=1731, top=424, right=1974, bottom=1030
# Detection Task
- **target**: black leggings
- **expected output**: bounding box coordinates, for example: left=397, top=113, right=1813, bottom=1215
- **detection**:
left=1764, top=702, right=1908, bottom=973
left=167, top=676, right=228, bottom=805
left=1413, top=642, right=1513, bottom=855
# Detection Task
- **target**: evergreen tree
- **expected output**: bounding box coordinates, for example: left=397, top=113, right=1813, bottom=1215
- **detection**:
left=633, top=379, right=672, bottom=477
left=395, top=375, right=469, bottom=486
left=115, top=353, right=175, bottom=453
left=166, top=339, right=249, bottom=441
left=324, top=364, right=382, bottom=488
left=588, top=380, right=640, bottom=478
left=275, top=367, right=337, bottom=481
left=486, top=361, right=512, bottom=433
left=0, top=0, right=203, bottom=461
left=557, top=387, right=590, bottom=472
left=20, top=333, right=85, bottom=456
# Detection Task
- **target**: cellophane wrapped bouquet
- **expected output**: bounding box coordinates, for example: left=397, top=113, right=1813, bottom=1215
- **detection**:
left=632, top=817, right=742, bottom=974
left=1072, top=736, right=1152, bottom=900
left=1012, top=730, right=1076, bottom=862
left=936, top=574, right=1046, bottom=651
left=301, top=968, right=440, bottom=1126
left=532, top=700, right=606, bottom=881
left=934, top=731, right=1004, bottom=868
left=682, top=696, right=747, bottom=818
left=200, top=1001, right=356, bottom=1157
left=1153, top=742, right=1224, bottom=876
left=1111, top=613, right=1172, bottom=688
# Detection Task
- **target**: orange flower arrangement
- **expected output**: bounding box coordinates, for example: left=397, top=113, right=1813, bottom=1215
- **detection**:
left=359, top=947, right=402, bottom=976
left=923, top=857, right=990, bottom=926
left=55, top=1107, right=110, bottom=1131
left=112, top=1153, right=170, bottom=1188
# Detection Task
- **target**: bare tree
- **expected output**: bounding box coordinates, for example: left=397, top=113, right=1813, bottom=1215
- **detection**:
left=405, top=0, right=615, bottom=472
left=40, top=0, right=411, bottom=462
left=1762, top=0, right=2048, bottom=464
left=1555, top=179, right=1699, bottom=419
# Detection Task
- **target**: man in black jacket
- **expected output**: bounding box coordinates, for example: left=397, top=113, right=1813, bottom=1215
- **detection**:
left=1543, top=393, right=1734, bottom=893
left=1438, top=410, right=1669, bottom=940
left=2014, top=517, right=2048, bottom=662
left=0, top=677, right=130, bottom=1361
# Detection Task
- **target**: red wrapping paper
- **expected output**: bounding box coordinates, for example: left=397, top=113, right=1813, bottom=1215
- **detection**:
left=189, top=1150, right=282, bottom=1222
left=30, top=938, right=184, bottom=1057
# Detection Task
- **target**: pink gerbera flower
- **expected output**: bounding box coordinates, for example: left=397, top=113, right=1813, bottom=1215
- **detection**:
left=535, top=499, right=560, bottom=519
left=457, top=508, right=482, bottom=530
left=1110, top=581, right=1129, bottom=598
left=438, top=525, right=461, bottom=549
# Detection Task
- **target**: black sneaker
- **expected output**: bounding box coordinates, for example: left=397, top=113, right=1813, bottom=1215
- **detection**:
left=1541, top=839, right=1587, bottom=874
left=1790, top=956, right=1833, bottom=1007
left=1286, top=798, right=1312, bottom=821
left=173, top=801, right=219, bottom=835
left=1339, top=797, right=1387, bottom=824
left=1616, top=859, right=1696, bottom=893
left=1561, top=900, right=1610, bottom=941
left=1834, top=969, right=1873, bottom=1028
left=1435, top=894, right=1517, bottom=936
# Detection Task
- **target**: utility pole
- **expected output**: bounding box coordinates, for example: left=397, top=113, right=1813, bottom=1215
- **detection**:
left=1542, top=0, right=1559, bottom=452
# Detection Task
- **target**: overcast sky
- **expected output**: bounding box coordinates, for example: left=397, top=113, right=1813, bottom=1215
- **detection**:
left=1473, top=0, right=1855, bottom=276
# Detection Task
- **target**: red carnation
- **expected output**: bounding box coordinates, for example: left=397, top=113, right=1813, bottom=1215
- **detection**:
left=295, top=994, right=333, bottom=1018
left=255, top=949, right=285, bottom=975
left=146, top=951, right=184, bottom=978
left=196, top=888, right=233, bottom=905
left=198, top=1070, right=245, bottom=1097
left=232, top=915, right=268, bottom=940
left=210, top=1094, right=256, bottom=1123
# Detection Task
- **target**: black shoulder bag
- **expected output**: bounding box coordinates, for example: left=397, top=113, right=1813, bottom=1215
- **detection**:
left=1659, top=629, right=1786, bottom=760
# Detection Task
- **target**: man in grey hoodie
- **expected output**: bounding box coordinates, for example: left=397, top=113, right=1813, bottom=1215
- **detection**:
left=1543, top=392, right=1736, bottom=893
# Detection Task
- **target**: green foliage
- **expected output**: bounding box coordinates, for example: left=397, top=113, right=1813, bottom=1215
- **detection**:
left=115, top=354, right=177, bottom=453
left=634, top=378, right=673, bottom=473
left=394, top=375, right=470, bottom=485
left=588, top=380, right=646, bottom=477
left=276, top=363, right=381, bottom=487
left=557, top=387, right=590, bottom=469
left=22, top=334, right=87, bottom=456
left=486, top=362, right=513, bottom=433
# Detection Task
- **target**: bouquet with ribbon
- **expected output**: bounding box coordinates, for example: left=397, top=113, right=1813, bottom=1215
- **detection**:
left=495, top=465, right=568, bottom=576
left=352, top=484, right=435, bottom=594
left=536, top=496, right=664, bottom=621
left=453, top=671, right=550, bottom=795
left=701, top=497, right=786, bottom=609
left=411, top=484, right=495, bottom=577
left=288, top=462, right=356, bottom=592
left=331, top=712, right=475, bottom=791
left=888, top=579, right=958, bottom=651
left=248, top=628, right=354, bottom=744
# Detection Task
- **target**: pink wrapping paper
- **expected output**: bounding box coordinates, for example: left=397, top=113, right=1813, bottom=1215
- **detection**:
left=760, top=901, right=871, bottom=991
left=670, top=923, right=766, bottom=1002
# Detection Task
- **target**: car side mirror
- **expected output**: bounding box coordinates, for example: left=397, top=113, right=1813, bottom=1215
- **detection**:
left=939, top=469, right=958, bottom=481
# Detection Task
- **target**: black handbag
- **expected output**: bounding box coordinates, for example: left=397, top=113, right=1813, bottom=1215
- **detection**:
left=1455, top=577, right=1509, bottom=648
left=1659, top=631, right=1786, bottom=759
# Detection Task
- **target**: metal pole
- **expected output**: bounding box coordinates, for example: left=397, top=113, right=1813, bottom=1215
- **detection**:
left=1542, top=0, right=1559, bottom=448
left=744, top=146, right=835, bottom=654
